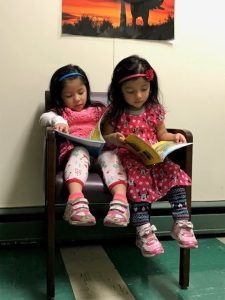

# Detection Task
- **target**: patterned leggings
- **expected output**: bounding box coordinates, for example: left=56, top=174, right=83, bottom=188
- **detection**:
left=64, top=147, right=127, bottom=189
left=130, top=186, right=190, bottom=226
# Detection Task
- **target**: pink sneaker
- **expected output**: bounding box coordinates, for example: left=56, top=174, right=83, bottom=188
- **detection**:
left=104, top=200, right=130, bottom=227
left=136, top=223, right=164, bottom=257
left=64, top=198, right=96, bottom=226
left=171, top=220, right=198, bottom=249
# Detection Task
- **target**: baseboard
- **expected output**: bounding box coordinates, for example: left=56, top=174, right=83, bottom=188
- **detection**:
left=0, top=201, right=225, bottom=244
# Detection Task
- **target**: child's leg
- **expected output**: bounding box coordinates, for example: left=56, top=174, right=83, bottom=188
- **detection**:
left=104, top=183, right=129, bottom=227
left=130, top=202, right=164, bottom=257
left=64, top=146, right=96, bottom=226
left=167, top=186, right=198, bottom=248
left=98, top=150, right=129, bottom=227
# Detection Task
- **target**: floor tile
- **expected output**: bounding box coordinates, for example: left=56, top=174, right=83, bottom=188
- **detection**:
left=0, top=244, right=74, bottom=300
left=103, top=238, right=225, bottom=300
left=1, top=238, right=225, bottom=300
left=217, top=237, right=225, bottom=244
left=61, top=245, right=135, bottom=300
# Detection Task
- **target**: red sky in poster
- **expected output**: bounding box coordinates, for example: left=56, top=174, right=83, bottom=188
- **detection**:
left=62, top=0, right=174, bottom=27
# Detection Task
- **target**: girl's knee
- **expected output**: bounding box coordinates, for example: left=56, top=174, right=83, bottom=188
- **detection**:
left=71, top=146, right=90, bottom=157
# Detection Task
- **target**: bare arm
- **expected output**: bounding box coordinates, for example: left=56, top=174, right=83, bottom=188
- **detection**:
left=156, top=122, right=186, bottom=143
left=39, top=111, right=69, bottom=133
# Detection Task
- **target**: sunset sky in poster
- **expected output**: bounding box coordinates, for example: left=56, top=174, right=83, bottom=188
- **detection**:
left=62, top=0, right=174, bottom=27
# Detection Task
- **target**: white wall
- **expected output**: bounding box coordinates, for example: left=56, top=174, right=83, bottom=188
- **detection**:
left=0, top=0, right=225, bottom=208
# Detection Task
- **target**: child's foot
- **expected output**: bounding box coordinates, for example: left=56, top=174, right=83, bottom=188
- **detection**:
left=171, top=220, right=198, bottom=248
left=136, top=223, right=164, bottom=257
left=64, top=198, right=96, bottom=226
left=104, top=199, right=130, bottom=227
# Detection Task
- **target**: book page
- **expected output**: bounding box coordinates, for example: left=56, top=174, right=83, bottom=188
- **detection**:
left=125, top=134, right=161, bottom=165
left=152, top=141, right=192, bottom=161
left=55, top=130, right=105, bottom=157
left=90, top=110, right=107, bottom=141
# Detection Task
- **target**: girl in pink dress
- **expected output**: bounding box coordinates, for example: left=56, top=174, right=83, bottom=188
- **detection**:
left=40, top=64, right=129, bottom=227
left=103, top=55, right=198, bottom=257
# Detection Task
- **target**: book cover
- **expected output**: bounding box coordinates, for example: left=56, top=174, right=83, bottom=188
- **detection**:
left=55, top=108, right=109, bottom=157
left=125, top=134, right=192, bottom=166
left=55, top=130, right=105, bottom=157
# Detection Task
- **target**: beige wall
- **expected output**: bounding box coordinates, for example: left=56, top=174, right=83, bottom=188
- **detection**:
left=0, top=0, right=225, bottom=208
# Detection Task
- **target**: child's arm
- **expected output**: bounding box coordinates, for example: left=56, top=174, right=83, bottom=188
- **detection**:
left=156, top=122, right=186, bottom=143
left=39, top=111, right=69, bottom=133
left=102, top=120, right=126, bottom=146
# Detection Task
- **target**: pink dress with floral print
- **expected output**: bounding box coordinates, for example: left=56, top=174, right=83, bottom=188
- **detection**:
left=59, top=106, right=106, bottom=163
left=115, top=104, right=191, bottom=203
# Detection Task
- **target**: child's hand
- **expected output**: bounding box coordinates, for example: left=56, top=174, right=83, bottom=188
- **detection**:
left=174, top=133, right=186, bottom=143
left=53, top=123, right=69, bottom=133
left=106, top=132, right=126, bottom=146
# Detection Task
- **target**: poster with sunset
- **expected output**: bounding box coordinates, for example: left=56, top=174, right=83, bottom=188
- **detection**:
left=62, top=0, right=174, bottom=40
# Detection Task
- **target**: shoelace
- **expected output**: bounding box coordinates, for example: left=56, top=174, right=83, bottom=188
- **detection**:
left=178, top=221, right=194, bottom=237
left=138, top=224, right=157, bottom=238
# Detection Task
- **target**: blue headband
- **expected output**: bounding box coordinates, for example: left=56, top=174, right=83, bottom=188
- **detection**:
left=58, top=72, right=84, bottom=82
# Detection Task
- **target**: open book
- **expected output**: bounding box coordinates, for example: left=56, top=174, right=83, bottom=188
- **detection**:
left=55, top=112, right=106, bottom=157
left=125, top=134, right=192, bottom=166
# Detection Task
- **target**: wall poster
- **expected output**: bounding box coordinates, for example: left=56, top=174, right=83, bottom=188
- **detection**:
left=62, top=0, right=174, bottom=41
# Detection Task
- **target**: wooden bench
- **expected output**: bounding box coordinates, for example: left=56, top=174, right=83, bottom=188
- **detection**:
left=44, top=91, right=193, bottom=300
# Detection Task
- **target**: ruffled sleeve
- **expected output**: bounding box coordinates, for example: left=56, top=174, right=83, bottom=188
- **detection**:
left=151, top=104, right=166, bottom=125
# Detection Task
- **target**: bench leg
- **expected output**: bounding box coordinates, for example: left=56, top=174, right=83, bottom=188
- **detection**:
left=47, top=199, right=55, bottom=300
left=179, top=248, right=190, bottom=289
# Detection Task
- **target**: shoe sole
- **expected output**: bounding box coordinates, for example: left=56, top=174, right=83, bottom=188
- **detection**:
left=103, top=220, right=129, bottom=227
left=64, top=215, right=96, bottom=226
left=171, top=232, right=198, bottom=249
left=136, top=241, right=164, bottom=257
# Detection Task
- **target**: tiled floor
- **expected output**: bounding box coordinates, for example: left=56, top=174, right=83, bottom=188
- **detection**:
left=0, top=237, right=225, bottom=300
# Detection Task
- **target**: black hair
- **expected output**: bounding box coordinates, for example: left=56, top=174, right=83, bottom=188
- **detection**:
left=49, top=64, right=91, bottom=115
left=107, top=55, right=160, bottom=122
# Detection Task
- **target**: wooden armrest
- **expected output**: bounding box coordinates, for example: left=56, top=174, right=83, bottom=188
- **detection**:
left=167, top=128, right=193, bottom=143
left=45, top=127, right=57, bottom=206
left=46, top=126, right=56, bottom=139
left=45, top=127, right=57, bottom=169
left=167, top=128, right=193, bottom=179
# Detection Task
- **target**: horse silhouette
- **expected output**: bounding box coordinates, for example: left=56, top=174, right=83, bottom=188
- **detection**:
left=124, top=0, right=164, bottom=27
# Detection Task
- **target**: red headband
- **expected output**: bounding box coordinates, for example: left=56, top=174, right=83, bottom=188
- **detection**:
left=119, top=69, right=154, bottom=84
